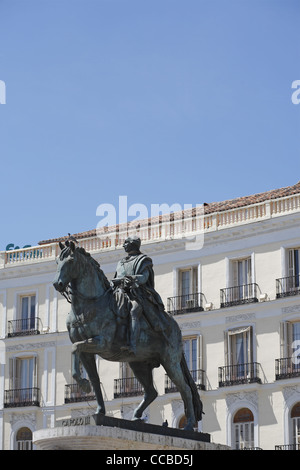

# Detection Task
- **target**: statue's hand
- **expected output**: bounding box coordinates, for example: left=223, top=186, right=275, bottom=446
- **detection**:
left=124, top=276, right=139, bottom=289
left=110, top=279, right=121, bottom=288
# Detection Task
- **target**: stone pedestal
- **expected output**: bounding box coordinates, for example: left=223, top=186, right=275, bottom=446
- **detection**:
left=33, top=415, right=230, bottom=451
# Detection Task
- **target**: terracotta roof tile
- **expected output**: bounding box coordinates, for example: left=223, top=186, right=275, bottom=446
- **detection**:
left=39, top=181, right=300, bottom=245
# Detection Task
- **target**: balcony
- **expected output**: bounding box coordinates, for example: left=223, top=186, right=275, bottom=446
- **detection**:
left=4, top=388, right=40, bottom=407
left=7, top=318, right=42, bottom=337
left=275, top=357, right=300, bottom=380
left=275, top=444, right=300, bottom=450
left=114, top=377, right=144, bottom=398
left=218, top=362, right=262, bottom=387
left=167, top=292, right=204, bottom=315
left=65, top=383, right=96, bottom=403
left=276, top=275, right=300, bottom=298
left=220, top=283, right=259, bottom=308
left=165, top=369, right=205, bottom=393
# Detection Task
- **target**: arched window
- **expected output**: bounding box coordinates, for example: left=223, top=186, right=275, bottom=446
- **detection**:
left=178, top=415, right=187, bottom=429
left=233, top=408, right=254, bottom=450
left=16, top=427, right=32, bottom=450
left=291, top=402, right=300, bottom=448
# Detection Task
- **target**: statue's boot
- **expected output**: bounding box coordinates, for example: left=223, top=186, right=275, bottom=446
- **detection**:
left=121, top=304, right=142, bottom=355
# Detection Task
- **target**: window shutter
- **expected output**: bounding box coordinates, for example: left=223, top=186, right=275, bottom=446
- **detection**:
left=247, top=258, right=252, bottom=284
left=33, top=355, right=38, bottom=388
left=224, top=330, right=229, bottom=366
left=247, top=326, right=253, bottom=363
left=288, top=250, right=295, bottom=277
left=287, top=322, right=294, bottom=358
left=232, top=262, right=238, bottom=287
left=280, top=322, right=286, bottom=358
left=198, top=335, right=203, bottom=371
left=9, top=357, right=15, bottom=389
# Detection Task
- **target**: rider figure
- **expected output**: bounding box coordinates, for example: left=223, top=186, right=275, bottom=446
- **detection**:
left=110, top=236, right=168, bottom=354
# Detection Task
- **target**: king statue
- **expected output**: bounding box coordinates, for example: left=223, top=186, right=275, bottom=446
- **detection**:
left=110, top=236, right=169, bottom=354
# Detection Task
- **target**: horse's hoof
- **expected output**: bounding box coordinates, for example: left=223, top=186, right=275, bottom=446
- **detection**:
left=184, top=422, right=196, bottom=432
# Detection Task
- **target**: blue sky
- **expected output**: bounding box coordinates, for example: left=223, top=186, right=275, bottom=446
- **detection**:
left=0, top=0, right=299, bottom=249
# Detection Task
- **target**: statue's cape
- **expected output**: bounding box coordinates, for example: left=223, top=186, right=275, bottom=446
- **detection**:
left=114, top=253, right=164, bottom=310
left=131, top=254, right=164, bottom=309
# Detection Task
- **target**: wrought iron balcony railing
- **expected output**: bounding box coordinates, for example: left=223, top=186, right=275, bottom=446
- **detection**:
left=276, top=275, right=300, bottom=298
left=275, top=357, right=300, bottom=380
left=218, top=362, right=262, bottom=387
left=65, top=383, right=96, bottom=403
left=165, top=369, right=206, bottom=393
left=114, top=377, right=144, bottom=398
left=167, top=292, right=204, bottom=315
left=275, top=444, right=300, bottom=450
left=4, top=387, right=40, bottom=408
left=7, top=317, right=42, bottom=337
left=220, top=283, right=259, bottom=308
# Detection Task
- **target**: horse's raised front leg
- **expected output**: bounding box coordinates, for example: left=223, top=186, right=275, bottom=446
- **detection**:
left=71, top=348, right=91, bottom=393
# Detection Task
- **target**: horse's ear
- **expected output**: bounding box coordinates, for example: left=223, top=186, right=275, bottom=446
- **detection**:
left=65, top=240, right=69, bottom=247
left=70, top=241, right=76, bottom=252
left=59, top=241, right=64, bottom=250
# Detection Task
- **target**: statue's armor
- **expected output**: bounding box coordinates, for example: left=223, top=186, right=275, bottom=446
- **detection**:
left=115, top=257, right=137, bottom=278
left=113, top=252, right=168, bottom=353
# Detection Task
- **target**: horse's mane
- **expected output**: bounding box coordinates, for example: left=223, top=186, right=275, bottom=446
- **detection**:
left=60, top=245, right=110, bottom=290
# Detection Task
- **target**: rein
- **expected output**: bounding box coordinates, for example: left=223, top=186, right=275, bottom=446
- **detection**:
left=59, top=283, right=111, bottom=304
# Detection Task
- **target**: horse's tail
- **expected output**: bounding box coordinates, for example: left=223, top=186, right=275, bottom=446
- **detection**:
left=180, top=353, right=204, bottom=422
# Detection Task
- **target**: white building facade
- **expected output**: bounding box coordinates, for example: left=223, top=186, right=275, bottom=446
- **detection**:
left=1, top=182, right=300, bottom=450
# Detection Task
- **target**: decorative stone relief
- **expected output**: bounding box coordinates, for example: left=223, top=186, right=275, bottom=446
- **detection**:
left=180, top=321, right=202, bottom=330
left=225, top=313, right=255, bottom=324
left=10, top=412, right=36, bottom=427
left=283, top=384, right=300, bottom=401
left=7, top=341, right=56, bottom=352
left=282, top=305, right=300, bottom=315
left=226, top=391, right=258, bottom=411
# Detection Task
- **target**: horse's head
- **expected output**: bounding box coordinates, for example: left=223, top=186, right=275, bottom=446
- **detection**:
left=53, top=241, right=79, bottom=293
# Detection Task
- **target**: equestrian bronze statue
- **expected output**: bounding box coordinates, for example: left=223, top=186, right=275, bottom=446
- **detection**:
left=53, top=236, right=203, bottom=431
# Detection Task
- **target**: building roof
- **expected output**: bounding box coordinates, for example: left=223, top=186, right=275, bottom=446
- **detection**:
left=39, top=181, right=300, bottom=245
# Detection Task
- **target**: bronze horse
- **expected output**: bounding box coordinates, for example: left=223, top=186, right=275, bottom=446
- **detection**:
left=53, top=241, right=203, bottom=430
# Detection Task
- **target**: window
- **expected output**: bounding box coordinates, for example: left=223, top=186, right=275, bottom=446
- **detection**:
left=219, top=326, right=261, bottom=386
left=233, top=258, right=252, bottom=287
left=177, top=267, right=200, bottom=311
left=16, top=427, right=33, bottom=450
left=166, top=336, right=204, bottom=392
left=179, top=268, right=198, bottom=299
left=226, top=327, right=253, bottom=367
left=183, top=336, right=204, bottom=387
left=291, top=403, right=300, bottom=448
left=168, top=266, right=203, bottom=314
left=231, top=258, right=254, bottom=301
left=6, top=355, right=39, bottom=407
left=221, top=257, right=258, bottom=308
left=233, top=408, right=254, bottom=450
left=183, top=337, right=198, bottom=372
left=7, top=293, right=39, bottom=337
left=13, top=356, right=36, bottom=390
left=288, top=248, right=300, bottom=288
left=280, top=321, right=300, bottom=358
left=19, top=294, right=36, bottom=332
left=113, top=362, right=143, bottom=398
left=276, top=249, right=300, bottom=298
